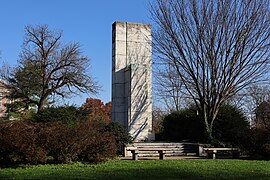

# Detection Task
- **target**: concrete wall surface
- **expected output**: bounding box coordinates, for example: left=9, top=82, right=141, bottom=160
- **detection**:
left=112, top=22, right=153, bottom=141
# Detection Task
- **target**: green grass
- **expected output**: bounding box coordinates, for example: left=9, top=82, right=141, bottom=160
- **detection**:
left=0, top=159, right=270, bottom=179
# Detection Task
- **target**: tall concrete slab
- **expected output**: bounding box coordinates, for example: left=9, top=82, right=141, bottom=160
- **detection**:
left=112, top=22, right=154, bottom=141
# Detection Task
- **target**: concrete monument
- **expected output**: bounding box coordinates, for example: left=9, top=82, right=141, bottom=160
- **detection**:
left=112, top=22, right=154, bottom=141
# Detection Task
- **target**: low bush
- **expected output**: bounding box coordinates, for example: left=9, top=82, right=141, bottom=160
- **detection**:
left=77, top=121, right=117, bottom=162
left=105, top=121, right=132, bottom=154
left=39, top=121, right=117, bottom=163
left=38, top=122, right=76, bottom=163
left=0, top=121, right=47, bottom=165
left=247, top=128, right=270, bottom=160
left=0, top=120, right=117, bottom=166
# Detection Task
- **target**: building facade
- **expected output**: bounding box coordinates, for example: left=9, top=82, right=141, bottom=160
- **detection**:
left=0, top=80, right=10, bottom=119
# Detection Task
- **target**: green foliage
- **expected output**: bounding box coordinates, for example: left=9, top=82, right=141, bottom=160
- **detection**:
left=1, top=160, right=270, bottom=179
left=21, top=109, right=37, bottom=120
left=162, top=104, right=250, bottom=147
left=4, top=101, right=36, bottom=120
left=105, top=122, right=133, bottom=154
left=31, top=105, right=88, bottom=125
left=162, top=105, right=204, bottom=142
left=1, top=24, right=99, bottom=114
left=213, top=104, right=250, bottom=147
left=2, top=61, right=44, bottom=115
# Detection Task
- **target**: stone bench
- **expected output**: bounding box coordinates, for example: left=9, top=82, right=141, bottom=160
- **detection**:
left=203, top=148, right=240, bottom=159
left=126, top=147, right=167, bottom=160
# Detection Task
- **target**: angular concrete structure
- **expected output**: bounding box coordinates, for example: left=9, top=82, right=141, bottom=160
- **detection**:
left=112, top=22, right=154, bottom=141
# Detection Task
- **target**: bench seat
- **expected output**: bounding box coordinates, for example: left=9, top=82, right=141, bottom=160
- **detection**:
left=126, top=147, right=167, bottom=160
left=203, top=148, right=240, bottom=159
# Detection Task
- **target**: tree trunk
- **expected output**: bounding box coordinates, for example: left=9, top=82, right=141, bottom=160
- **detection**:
left=37, top=97, right=47, bottom=113
left=202, top=103, right=214, bottom=144
left=205, top=124, right=214, bottom=144
left=151, top=0, right=270, bottom=145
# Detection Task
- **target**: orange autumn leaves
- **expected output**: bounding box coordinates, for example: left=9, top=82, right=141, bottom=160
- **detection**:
left=82, top=98, right=112, bottom=124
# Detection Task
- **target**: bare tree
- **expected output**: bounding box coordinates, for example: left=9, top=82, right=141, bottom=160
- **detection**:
left=1, top=25, right=99, bottom=112
left=154, top=62, right=190, bottom=112
left=152, top=105, right=167, bottom=135
left=151, top=0, right=270, bottom=142
left=241, top=85, right=270, bottom=123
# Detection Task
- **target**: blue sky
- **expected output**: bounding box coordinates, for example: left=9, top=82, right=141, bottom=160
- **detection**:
left=0, top=0, right=151, bottom=106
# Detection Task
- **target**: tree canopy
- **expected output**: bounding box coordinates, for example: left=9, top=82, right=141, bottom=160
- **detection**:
left=1, top=24, right=99, bottom=113
left=151, top=0, right=270, bottom=142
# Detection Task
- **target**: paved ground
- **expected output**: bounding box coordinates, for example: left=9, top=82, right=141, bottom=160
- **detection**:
left=119, top=156, right=206, bottom=160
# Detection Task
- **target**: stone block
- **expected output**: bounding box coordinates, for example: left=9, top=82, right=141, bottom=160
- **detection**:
left=113, top=54, right=127, bottom=70
left=128, top=122, right=152, bottom=141
left=112, top=112, right=127, bottom=127
left=112, top=96, right=125, bottom=106
left=114, top=22, right=127, bottom=41
left=112, top=70, right=125, bottom=83
left=126, top=23, right=151, bottom=43
left=126, top=41, right=152, bottom=59
left=112, top=83, right=125, bottom=98
left=113, top=104, right=126, bottom=113
left=114, top=40, right=127, bottom=56
left=112, top=21, right=153, bottom=142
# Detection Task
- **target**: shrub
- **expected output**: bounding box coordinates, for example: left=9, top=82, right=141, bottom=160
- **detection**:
left=77, top=121, right=117, bottom=162
left=247, top=127, right=270, bottom=160
left=161, top=104, right=250, bottom=147
left=31, top=105, right=88, bottom=125
left=38, top=122, right=76, bottom=163
left=39, top=121, right=117, bottom=163
left=213, top=104, right=250, bottom=147
left=0, top=121, right=47, bottom=165
left=0, top=120, right=117, bottom=165
left=162, top=105, right=204, bottom=142
left=245, top=100, right=270, bottom=159
left=105, top=121, right=132, bottom=154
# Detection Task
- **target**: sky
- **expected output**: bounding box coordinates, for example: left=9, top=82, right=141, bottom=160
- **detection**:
left=0, top=0, right=152, bottom=106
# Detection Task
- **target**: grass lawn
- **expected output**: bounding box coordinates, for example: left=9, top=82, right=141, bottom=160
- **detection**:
left=0, top=159, right=270, bottom=179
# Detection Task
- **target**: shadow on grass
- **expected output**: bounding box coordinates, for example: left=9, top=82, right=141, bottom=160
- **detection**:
left=1, top=160, right=269, bottom=180
left=1, top=168, right=267, bottom=180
